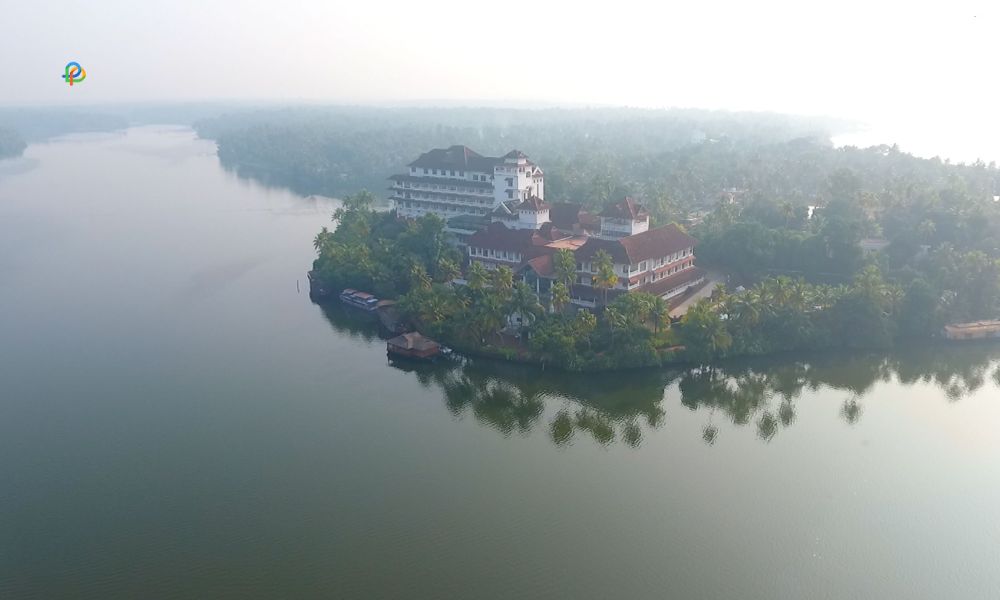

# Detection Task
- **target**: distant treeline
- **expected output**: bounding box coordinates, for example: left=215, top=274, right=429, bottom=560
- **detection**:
left=0, top=109, right=128, bottom=143
left=194, top=106, right=1000, bottom=228
left=0, top=127, right=26, bottom=159
left=194, top=106, right=846, bottom=206
left=0, top=103, right=253, bottom=147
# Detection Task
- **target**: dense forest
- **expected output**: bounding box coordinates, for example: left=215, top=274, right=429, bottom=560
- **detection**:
left=310, top=184, right=1000, bottom=371
left=0, top=127, right=26, bottom=159
left=198, top=106, right=998, bottom=231
left=195, top=106, right=846, bottom=206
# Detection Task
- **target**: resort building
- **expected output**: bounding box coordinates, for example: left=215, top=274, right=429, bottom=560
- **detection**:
left=467, top=197, right=704, bottom=308
left=392, top=147, right=706, bottom=308
left=390, top=145, right=543, bottom=219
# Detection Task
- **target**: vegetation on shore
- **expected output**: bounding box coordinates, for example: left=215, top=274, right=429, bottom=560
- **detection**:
left=0, top=127, right=26, bottom=159
left=311, top=182, right=1000, bottom=371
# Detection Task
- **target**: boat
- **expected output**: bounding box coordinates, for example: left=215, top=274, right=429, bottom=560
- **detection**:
left=386, top=332, right=446, bottom=362
left=942, top=320, right=1000, bottom=341
left=339, top=288, right=379, bottom=312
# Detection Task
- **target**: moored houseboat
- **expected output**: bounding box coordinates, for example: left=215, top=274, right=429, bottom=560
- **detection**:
left=942, top=320, right=1000, bottom=341
left=386, top=332, right=446, bottom=361
left=339, top=289, right=379, bottom=312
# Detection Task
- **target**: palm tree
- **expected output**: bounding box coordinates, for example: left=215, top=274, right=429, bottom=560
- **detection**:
left=508, top=282, right=544, bottom=337
left=650, top=296, right=670, bottom=335
left=419, top=292, right=449, bottom=328
left=551, top=281, right=570, bottom=313
left=436, top=258, right=461, bottom=284
left=492, top=266, right=514, bottom=297
left=313, top=226, right=332, bottom=252
left=605, top=306, right=627, bottom=347
left=592, top=249, right=618, bottom=308
left=409, top=263, right=431, bottom=291
left=554, top=248, right=577, bottom=289
left=472, top=293, right=505, bottom=344
left=467, top=261, right=489, bottom=291
left=573, top=311, right=597, bottom=349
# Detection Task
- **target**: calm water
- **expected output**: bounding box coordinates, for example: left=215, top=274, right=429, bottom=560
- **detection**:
left=2, top=127, right=1000, bottom=599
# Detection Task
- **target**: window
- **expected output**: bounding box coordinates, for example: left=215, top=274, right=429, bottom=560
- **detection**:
left=639, top=261, right=648, bottom=271
left=423, top=168, right=428, bottom=174
left=506, top=190, right=513, bottom=199
left=460, top=171, right=464, bottom=177
left=450, top=170, right=455, bottom=176
left=506, top=178, right=513, bottom=187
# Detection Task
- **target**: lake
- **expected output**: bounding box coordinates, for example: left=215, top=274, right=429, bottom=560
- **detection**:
left=2, top=127, right=999, bottom=599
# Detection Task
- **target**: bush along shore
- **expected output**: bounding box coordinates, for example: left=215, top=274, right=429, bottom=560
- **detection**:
left=310, top=190, right=1000, bottom=372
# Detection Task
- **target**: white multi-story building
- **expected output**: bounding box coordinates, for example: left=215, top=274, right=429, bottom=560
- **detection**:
left=390, top=146, right=543, bottom=219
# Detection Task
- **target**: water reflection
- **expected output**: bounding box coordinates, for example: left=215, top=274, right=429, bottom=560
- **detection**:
left=317, top=302, right=1000, bottom=448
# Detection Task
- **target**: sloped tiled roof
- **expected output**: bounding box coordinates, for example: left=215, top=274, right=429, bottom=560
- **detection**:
left=515, top=195, right=549, bottom=211
left=387, top=332, right=440, bottom=352
left=467, top=222, right=544, bottom=253
left=575, top=224, right=698, bottom=264
left=521, top=254, right=555, bottom=278
left=642, top=267, right=705, bottom=297
left=599, top=197, right=649, bottom=220
left=409, top=145, right=500, bottom=172
left=575, top=237, right=630, bottom=264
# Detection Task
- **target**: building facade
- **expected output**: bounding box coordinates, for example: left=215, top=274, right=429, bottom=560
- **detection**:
left=467, top=197, right=704, bottom=308
left=390, top=145, right=543, bottom=219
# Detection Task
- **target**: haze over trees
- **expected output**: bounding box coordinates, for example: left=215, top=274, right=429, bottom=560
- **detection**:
left=195, top=106, right=848, bottom=203
left=0, top=127, right=26, bottom=159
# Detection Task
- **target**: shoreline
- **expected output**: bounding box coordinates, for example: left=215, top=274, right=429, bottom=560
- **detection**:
left=312, top=292, right=997, bottom=374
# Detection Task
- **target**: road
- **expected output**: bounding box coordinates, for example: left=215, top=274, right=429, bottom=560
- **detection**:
left=669, top=271, right=726, bottom=318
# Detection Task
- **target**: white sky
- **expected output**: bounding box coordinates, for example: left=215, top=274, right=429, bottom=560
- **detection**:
left=2, top=0, right=998, bottom=159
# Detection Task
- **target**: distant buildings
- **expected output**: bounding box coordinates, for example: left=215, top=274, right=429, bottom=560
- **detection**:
left=393, top=146, right=706, bottom=308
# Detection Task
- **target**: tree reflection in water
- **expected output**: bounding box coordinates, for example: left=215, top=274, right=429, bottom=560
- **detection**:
left=318, top=301, right=1000, bottom=448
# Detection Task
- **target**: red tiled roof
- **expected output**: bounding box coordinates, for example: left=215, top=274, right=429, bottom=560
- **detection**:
left=641, top=267, right=705, bottom=297
left=575, top=224, right=698, bottom=264
left=599, top=197, right=649, bottom=220
left=575, top=237, right=629, bottom=264
left=467, top=222, right=551, bottom=253
left=521, top=254, right=555, bottom=277
left=409, top=145, right=499, bottom=173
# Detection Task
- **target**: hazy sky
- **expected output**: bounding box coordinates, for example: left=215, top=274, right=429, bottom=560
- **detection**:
left=3, top=0, right=998, bottom=158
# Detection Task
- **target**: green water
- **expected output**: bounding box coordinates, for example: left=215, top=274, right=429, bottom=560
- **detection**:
left=1, top=127, right=999, bottom=599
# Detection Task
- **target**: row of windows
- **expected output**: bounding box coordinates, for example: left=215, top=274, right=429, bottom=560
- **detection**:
left=399, top=182, right=491, bottom=195
left=469, top=248, right=522, bottom=262
left=636, top=262, right=692, bottom=286
left=409, top=167, right=495, bottom=181
left=575, top=248, right=693, bottom=276
left=400, top=192, right=491, bottom=205
left=397, top=201, right=488, bottom=215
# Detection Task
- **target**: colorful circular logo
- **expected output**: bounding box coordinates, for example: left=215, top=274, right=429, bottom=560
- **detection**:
left=62, top=62, right=87, bottom=86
